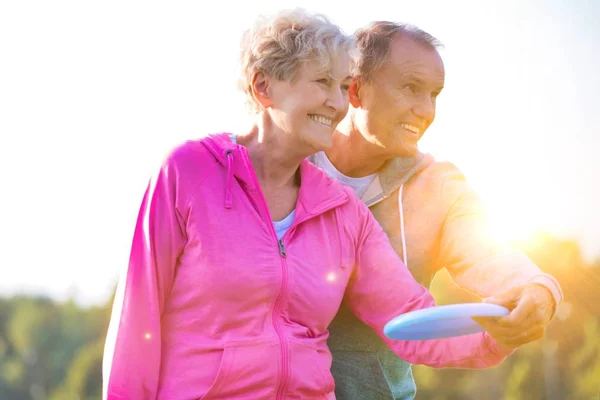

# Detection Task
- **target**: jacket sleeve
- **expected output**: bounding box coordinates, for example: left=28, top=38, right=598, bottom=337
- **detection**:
left=344, top=201, right=512, bottom=369
left=434, top=164, right=563, bottom=313
left=102, top=156, right=187, bottom=400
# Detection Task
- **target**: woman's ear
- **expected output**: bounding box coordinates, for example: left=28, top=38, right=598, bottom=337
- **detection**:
left=251, top=72, right=273, bottom=109
left=349, top=78, right=361, bottom=108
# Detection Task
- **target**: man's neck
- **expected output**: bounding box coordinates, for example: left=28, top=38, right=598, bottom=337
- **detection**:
left=325, top=120, right=392, bottom=178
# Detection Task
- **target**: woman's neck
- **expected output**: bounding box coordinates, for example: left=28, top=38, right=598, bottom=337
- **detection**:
left=237, top=115, right=306, bottom=189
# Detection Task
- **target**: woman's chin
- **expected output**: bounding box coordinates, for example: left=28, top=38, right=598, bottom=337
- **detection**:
left=304, top=133, right=334, bottom=153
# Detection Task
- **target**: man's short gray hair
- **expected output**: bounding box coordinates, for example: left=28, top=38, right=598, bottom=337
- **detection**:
left=239, top=8, right=356, bottom=114
left=355, top=21, right=443, bottom=83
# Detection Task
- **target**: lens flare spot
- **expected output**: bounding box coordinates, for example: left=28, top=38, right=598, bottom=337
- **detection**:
left=326, top=272, right=336, bottom=282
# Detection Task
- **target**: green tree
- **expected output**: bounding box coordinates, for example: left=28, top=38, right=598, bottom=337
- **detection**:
left=49, top=339, right=104, bottom=400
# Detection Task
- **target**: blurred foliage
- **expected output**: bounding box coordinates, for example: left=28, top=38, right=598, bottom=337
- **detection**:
left=413, top=233, right=600, bottom=399
left=0, top=297, right=109, bottom=400
left=0, top=233, right=598, bottom=399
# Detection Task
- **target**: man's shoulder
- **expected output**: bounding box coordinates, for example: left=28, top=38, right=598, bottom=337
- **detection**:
left=415, top=160, right=467, bottom=184
left=404, top=160, right=467, bottom=196
left=402, top=160, right=478, bottom=212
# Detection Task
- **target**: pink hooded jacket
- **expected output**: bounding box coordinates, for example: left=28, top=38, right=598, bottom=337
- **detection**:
left=103, top=133, right=511, bottom=400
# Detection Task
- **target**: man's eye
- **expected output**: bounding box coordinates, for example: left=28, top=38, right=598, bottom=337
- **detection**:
left=403, top=84, right=416, bottom=93
left=317, top=78, right=330, bottom=85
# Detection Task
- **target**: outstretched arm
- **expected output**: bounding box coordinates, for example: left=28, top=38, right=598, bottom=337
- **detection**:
left=435, top=165, right=562, bottom=347
left=344, top=202, right=513, bottom=369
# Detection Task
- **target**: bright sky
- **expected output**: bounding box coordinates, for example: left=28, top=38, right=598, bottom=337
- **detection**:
left=1, top=0, right=598, bottom=306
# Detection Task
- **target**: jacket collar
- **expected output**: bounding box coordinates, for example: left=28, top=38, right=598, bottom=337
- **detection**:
left=201, top=133, right=349, bottom=214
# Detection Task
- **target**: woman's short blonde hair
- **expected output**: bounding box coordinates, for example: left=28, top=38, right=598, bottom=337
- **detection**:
left=239, top=8, right=356, bottom=114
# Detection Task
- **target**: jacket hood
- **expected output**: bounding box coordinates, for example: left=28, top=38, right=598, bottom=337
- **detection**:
left=201, top=133, right=350, bottom=213
left=361, top=151, right=435, bottom=207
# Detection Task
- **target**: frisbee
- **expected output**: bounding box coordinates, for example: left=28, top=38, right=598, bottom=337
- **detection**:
left=383, top=303, right=510, bottom=340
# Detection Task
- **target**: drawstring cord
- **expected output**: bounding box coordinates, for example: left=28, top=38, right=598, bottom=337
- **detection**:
left=398, top=184, right=408, bottom=268
left=224, top=149, right=233, bottom=209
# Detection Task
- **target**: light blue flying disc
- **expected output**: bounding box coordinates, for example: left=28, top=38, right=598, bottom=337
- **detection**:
left=383, top=303, right=510, bottom=340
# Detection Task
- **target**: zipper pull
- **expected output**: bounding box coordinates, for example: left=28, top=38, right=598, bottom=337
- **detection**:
left=278, top=239, right=287, bottom=258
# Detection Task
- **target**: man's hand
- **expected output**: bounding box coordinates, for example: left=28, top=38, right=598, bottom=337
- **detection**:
left=472, top=283, right=556, bottom=349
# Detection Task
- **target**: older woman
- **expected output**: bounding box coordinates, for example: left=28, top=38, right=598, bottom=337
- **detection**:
left=103, top=9, right=512, bottom=400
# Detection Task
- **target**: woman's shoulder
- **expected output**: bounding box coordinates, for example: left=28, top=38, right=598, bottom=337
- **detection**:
left=157, top=134, right=232, bottom=174
left=162, top=137, right=216, bottom=164
left=149, top=135, right=226, bottom=193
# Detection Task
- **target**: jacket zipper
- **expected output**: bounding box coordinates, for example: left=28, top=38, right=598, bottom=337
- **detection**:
left=241, top=150, right=290, bottom=400
left=278, top=239, right=287, bottom=257
left=273, top=239, right=289, bottom=399
left=238, top=151, right=350, bottom=398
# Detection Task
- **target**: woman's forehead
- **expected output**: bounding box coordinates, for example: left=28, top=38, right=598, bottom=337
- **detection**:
left=303, top=54, right=353, bottom=80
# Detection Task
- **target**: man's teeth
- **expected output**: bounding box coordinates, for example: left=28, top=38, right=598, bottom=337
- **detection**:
left=400, top=123, right=421, bottom=135
left=309, top=115, right=333, bottom=127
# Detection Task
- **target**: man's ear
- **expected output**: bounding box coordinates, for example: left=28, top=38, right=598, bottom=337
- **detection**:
left=251, top=72, right=273, bottom=109
left=349, top=78, right=361, bottom=108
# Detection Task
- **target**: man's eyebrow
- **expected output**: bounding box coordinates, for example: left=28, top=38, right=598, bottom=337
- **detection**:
left=399, top=73, right=445, bottom=90
left=398, top=74, right=426, bottom=84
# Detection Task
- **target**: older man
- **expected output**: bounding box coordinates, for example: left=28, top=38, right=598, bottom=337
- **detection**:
left=310, top=22, right=563, bottom=399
